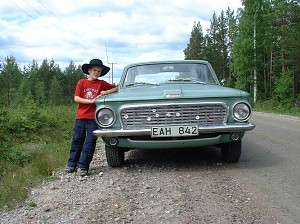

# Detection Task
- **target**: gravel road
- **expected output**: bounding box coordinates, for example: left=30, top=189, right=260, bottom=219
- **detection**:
left=0, top=146, right=292, bottom=223
left=0, top=112, right=298, bottom=224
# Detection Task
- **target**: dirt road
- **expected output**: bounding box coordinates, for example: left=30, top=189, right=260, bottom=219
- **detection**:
left=0, top=112, right=299, bottom=223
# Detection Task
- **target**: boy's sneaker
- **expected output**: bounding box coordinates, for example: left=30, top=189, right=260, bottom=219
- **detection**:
left=65, top=166, right=76, bottom=173
left=78, top=168, right=88, bottom=176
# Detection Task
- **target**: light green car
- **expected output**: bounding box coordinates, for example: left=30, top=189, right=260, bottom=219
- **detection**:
left=93, top=60, right=255, bottom=167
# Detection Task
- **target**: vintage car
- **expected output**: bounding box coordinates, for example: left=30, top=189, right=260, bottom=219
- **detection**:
left=93, top=60, right=255, bottom=167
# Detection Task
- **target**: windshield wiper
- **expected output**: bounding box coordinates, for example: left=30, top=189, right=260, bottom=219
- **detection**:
left=167, top=78, right=206, bottom=84
left=126, top=81, right=159, bottom=87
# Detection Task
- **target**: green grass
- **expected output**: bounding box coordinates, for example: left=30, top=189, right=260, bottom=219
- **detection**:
left=253, top=100, right=300, bottom=117
left=0, top=105, right=75, bottom=209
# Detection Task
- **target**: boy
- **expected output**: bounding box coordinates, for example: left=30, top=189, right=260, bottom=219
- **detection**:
left=66, top=59, right=118, bottom=176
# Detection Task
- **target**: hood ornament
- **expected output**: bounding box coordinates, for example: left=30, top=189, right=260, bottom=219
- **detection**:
left=164, top=89, right=182, bottom=99
left=164, top=93, right=182, bottom=99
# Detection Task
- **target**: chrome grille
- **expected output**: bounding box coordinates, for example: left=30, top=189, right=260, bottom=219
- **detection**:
left=121, top=104, right=227, bottom=129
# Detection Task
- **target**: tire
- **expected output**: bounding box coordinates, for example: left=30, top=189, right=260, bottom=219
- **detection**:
left=221, top=141, right=241, bottom=163
left=105, top=144, right=125, bottom=167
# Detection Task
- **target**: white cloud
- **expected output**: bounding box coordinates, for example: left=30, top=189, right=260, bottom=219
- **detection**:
left=0, top=0, right=242, bottom=76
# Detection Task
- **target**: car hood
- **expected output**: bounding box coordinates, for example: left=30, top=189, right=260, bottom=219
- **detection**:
left=101, top=84, right=248, bottom=103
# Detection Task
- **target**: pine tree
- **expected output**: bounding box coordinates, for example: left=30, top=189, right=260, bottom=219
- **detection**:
left=64, top=61, right=84, bottom=102
left=49, top=76, right=63, bottom=105
left=226, top=7, right=239, bottom=87
left=0, top=56, right=22, bottom=107
left=183, top=21, right=205, bottom=60
left=204, top=12, right=229, bottom=80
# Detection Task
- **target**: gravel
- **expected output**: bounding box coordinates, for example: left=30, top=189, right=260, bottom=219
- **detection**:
left=0, top=140, right=292, bottom=224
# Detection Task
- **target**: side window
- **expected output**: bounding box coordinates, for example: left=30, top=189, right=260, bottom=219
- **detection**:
left=206, top=68, right=215, bottom=83
left=123, top=68, right=137, bottom=86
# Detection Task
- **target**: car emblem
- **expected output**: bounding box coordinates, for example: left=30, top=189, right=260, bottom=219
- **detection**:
left=164, top=93, right=182, bottom=99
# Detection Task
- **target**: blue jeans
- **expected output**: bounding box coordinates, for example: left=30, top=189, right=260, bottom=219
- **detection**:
left=67, top=119, right=98, bottom=171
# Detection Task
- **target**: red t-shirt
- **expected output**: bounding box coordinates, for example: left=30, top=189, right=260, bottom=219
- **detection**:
left=74, top=79, right=116, bottom=119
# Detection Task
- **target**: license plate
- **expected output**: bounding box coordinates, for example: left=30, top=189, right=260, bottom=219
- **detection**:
left=151, top=125, right=198, bottom=137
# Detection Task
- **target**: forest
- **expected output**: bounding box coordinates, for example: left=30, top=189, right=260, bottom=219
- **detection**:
left=0, top=58, right=84, bottom=107
left=184, top=0, right=300, bottom=110
left=0, top=0, right=299, bottom=208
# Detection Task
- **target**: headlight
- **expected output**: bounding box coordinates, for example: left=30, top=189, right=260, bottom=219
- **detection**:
left=233, top=103, right=251, bottom=121
left=96, top=108, right=115, bottom=127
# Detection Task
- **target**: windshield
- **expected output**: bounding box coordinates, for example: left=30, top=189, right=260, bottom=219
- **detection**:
left=122, top=63, right=218, bottom=87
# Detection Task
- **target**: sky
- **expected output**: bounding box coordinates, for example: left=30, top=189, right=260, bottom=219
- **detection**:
left=0, top=0, right=242, bottom=82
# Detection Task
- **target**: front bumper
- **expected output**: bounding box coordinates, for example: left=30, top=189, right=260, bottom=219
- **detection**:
left=93, top=122, right=255, bottom=137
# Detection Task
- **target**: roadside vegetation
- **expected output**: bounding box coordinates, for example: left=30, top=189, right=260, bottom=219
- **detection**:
left=0, top=0, right=299, bottom=210
left=254, top=100, right=300, bottom=117
left=0, top=58, right=83, bottom=209
left=0, top=104, right=75, bottom=209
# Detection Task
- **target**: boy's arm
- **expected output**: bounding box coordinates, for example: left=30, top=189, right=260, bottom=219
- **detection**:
left=99, top=86, right=118, bottom=96
left=74, top=86, right=118, bottom=103
left=74, top=96, right=96, bottom=104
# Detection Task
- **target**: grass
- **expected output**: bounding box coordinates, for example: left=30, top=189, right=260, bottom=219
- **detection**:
left=253, top=100, right=300, bottom=117
left=0, top=141, right=70, bottom=208
left=0, top=105, right=75, bottom=209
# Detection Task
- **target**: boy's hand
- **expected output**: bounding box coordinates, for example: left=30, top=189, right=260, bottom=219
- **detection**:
left=95, top=91, right=106, bottom=99
left=97, top=87, right=118, bottom=98
left=99, top=91, right=107, bottom=96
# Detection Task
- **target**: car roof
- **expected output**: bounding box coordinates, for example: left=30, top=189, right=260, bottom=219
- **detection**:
left=124, top=60, right=209, bottom=68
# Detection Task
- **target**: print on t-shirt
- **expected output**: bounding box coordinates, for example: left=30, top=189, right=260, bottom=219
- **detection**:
left=84, top=88, right=98, bottom=99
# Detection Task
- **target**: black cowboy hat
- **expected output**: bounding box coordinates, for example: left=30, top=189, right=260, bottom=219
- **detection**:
left=82, top=59, right=110, bottom=76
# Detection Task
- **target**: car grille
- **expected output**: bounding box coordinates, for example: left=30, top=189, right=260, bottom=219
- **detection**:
left=120, top=103, right=227, bottom=129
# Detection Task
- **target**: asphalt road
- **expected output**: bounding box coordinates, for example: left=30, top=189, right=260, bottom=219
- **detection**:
left=230, top=112, right=300, bottom=223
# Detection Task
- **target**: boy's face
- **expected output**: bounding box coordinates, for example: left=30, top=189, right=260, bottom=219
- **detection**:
left=88, top=66, right=102, bottom=80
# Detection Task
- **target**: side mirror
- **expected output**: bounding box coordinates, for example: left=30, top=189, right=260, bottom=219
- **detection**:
left=221, top=79, right=226, bottom=86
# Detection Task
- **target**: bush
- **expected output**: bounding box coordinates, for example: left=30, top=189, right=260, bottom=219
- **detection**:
left=0, top=105, right=75, bottom=209
left=274, top=71, right=293, bottom=106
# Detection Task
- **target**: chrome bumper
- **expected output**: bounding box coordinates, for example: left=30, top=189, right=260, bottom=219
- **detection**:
left=93, top=122, right=255, bottom=137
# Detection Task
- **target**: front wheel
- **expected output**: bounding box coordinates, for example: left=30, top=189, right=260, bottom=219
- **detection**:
left=221, top=141, right=241, bottom=163
left=105, top=145, right=125, bottom=167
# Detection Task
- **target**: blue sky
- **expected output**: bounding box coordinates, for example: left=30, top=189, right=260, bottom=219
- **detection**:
left=0, top=0, right=242, bottom=82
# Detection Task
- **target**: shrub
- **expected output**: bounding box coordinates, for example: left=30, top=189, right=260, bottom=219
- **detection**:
left=0, top=105, right=75, bottom=209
